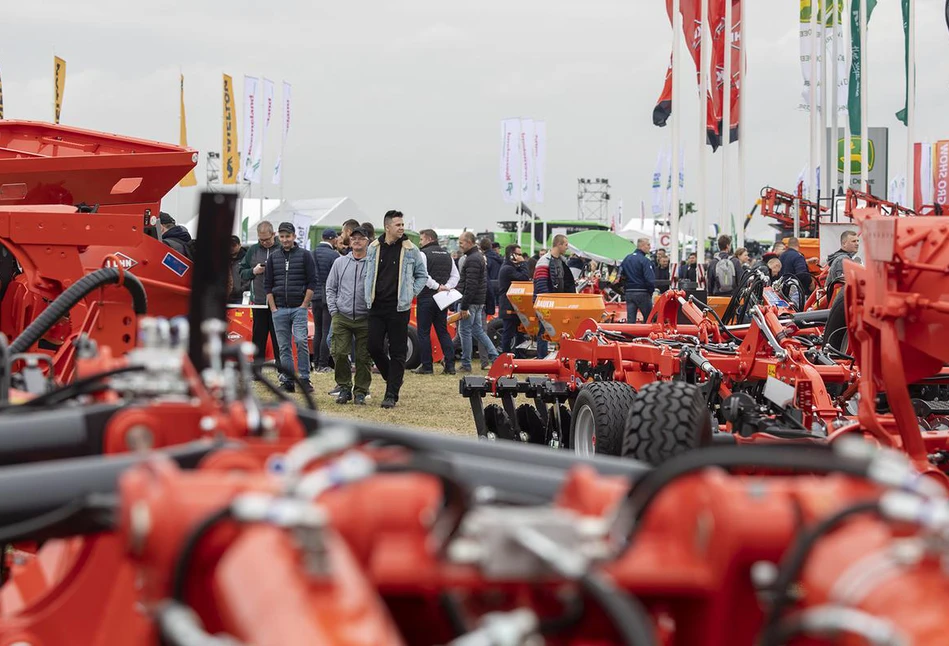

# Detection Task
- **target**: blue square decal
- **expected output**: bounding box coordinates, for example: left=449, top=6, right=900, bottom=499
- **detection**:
left=162, top=252, right=190, bottom=277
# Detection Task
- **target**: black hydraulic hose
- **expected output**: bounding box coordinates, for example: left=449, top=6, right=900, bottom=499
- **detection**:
left=579, top=572, right=659, bottom=646
left=614, top=445, right=871, bottom=551
left=759, top=500, right=882, bottom=646
left=10, top=267, right=148, bottom=355
left=171, top=506, right=234, bottom=603
left=0, top=333, right=9, bottom=404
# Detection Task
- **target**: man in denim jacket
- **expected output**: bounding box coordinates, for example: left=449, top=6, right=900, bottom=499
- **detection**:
left=364, top=210, right=428, bottom=408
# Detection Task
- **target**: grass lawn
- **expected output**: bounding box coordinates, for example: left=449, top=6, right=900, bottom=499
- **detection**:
left=252, top=365, right=488, bottom=437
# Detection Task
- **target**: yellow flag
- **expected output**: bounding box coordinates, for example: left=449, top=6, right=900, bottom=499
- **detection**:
left=222, top=74, right=240, bottom=184
left=54, top=56, right=66, bottom=124
left=178, top=74, right=197, bottom=187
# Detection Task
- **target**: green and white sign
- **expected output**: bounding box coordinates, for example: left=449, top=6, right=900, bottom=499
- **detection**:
left=825, top=127, right=888, bottom=197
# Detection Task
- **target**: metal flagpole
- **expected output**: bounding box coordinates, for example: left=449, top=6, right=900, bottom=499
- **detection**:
left=843, top=1, right=852, bottom=204
left=259, top=77, right=266, bottom=227
left=859, top=0, right=869, bottom=190
left=697, top=0, right=709, bottom=270
left=736, top=0, right=746, bottom=249
left=831, top=0, right=840, bottom=208
left=819, top=0, right=828, bottom=206
left=670, top=0, right=682, bottom=268
left=906, top=0, right=915, bottom=206
left=809, top=0, right=819, bottom=210
left=721, top=0, right=732, bottom=237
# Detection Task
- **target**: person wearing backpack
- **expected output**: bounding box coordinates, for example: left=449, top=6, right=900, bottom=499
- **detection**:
left=707, top=234, right=742, bottom=297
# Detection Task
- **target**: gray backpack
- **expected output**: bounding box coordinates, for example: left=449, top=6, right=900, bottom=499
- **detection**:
left=715, top=256, right=736, bottom=292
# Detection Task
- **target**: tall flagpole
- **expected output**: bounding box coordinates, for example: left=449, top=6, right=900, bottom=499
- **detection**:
left=859, top=0, right=869, bottom=190
left=670, top=0, right=682, bottom=268
left=736, top=0, right=746, bottom=249
left=831, top=0, right=840, bottom=207
left=697, top=0, right=709, bottom=265
left=819, top=1, right=828, bottom=205
left=721, top=0, right=732, bottom=237
left=809, top=0, right=819, bottom=211
left=843, top=1, right=852, bottom=201
left=906, top=0, right=915, bottom=206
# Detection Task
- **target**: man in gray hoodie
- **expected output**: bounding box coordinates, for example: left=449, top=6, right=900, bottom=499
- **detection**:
left=325, top=226, right=371, bottom=405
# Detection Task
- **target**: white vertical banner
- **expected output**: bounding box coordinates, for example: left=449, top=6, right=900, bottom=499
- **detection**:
left=293, top=214, right=311, bottom=250
left=262, top=78, right=275, bottom=131
left=920, top=142, right=933, bottom=205
left=888, top=175, right=906, bottom=206
left=799, top=0, right=823, bottom=112
left=651, top=148, right=667, bottom=216
left=827, top=1, right=849, bottom=113
left=519, top=118, right=535, bottom=202
left=241, top=75, right=261, bottom=183
left=499, top=118, right=520, bottom=204
left=533, top=120, right=547, bottom=204
left=273, top=82, right=292, bottom=185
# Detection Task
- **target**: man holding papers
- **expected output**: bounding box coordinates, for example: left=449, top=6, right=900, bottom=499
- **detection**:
left=414, top=229, right=460, bottom=375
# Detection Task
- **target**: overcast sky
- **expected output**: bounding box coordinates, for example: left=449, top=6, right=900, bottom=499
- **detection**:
left=2, top=0, right=947, bottom=242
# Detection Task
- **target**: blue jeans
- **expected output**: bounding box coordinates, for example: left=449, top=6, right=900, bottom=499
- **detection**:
left=460, top=304, right=498, bottom=369
left=626, top=290, right=653, bottom=323
left=272, top=307, right=310, bottom=384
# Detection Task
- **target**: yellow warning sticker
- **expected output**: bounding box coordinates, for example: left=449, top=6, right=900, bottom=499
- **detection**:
left=767, top=364, right=777, bottom=378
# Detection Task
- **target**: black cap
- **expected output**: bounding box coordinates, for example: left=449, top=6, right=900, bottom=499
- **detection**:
left=230, top=235, right=242, bottom=246
left=278, top=221, right=295, bottom=235
left=159, top=212, right=175, bottom=226
left=349, top=226, right=369, bottom=239
left=322, top=228, right=338, bottom=240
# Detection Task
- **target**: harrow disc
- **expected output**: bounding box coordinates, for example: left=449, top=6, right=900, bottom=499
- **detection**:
left=482, top=404, right=515, bottom=441
left=515, top=404, right=547, bottom=445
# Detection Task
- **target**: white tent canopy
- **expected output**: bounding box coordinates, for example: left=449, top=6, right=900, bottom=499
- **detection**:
left=239, top=197, right=368, bottom=243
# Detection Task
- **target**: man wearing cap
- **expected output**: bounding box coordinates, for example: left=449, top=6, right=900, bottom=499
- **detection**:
left=364, top=210, right=428, bottom=409
left=240, top=221, right=280, bottom=366
left=325, top=226, right=372, bottom=404
left=311, top=229, right=340, bottom=372
left=227, top=235, right=249, bottom=304
left=159, top=212, right=193, bottom=260
left=264, top=222, right=318, bottom=393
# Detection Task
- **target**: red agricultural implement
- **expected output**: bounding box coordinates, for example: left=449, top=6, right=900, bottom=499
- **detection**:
left=0, top=192, right=948, bottom=643
left=0, top=120, right=199, bottom=384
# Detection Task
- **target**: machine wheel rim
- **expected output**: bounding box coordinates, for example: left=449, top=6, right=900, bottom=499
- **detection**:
left=574, top=404, right=596, bottom=456
left=406, top=335, right=414, bottom=361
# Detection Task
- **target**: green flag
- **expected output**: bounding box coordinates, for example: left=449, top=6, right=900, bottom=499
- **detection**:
left=848, top=0, right=878, bottom=135
left=896, top=0, right=910, bottom=125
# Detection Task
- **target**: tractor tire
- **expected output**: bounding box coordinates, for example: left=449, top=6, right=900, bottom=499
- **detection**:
left=823, top=290, right=849, bottom=354
left=405, top=325, right=421, bottom=370
left=570, top=381, right=637, bottom=457
left=486, top=318, right=504, bottom=351
left=622, top=381, right=712, bottom=465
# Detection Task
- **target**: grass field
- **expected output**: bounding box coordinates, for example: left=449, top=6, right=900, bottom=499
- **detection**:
left=252, top=365, right=486, bottom=437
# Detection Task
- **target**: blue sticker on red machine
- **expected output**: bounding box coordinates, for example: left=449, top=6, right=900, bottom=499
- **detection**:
left=162, top=252, right=190, bottom=277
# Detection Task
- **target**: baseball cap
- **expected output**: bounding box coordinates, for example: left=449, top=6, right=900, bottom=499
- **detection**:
left=349, top=226, right=369, bottom=239
left=277, top=222, right=295, bottom=235
left=230, top=235, right=242, bottom=246
left=322, top=228, right=338, bottom=240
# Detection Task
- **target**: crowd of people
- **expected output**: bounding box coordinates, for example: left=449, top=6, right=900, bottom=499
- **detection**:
left=183, top=211, right=863, bottom=412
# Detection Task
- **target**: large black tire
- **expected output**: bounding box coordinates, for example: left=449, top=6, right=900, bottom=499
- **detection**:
left=405, top=325, right=421, bottom=370
left=570, top=381, right=637, bottom=457
left=622, top=381, right=713, bottom=465
left=486, top=317, right=504, bottom=351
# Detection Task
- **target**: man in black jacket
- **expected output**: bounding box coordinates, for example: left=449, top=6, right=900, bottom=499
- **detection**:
left=159, top=212, right=193, bottom=260
left=415, top=229, right=460, bottom=375
left=227, top=236, right=250, bottom=304
left=457, top=232, right=499, bottom=372
left=498, top=244, right=529, bottom=356
left=779, top=237, right=813, bottom=294
left=311, top=228, right=340, bottom=372
left=265, top=222, right=318, bottom=393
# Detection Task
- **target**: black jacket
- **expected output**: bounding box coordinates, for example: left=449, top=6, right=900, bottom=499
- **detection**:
left=264, top=244, right=318, bottom=308
left=498, top=258, right=529, bottom=320
left=162, top=225, right=193, bottom=260
left=779, top=247, right=812, bottom=293
left=459, top=247, right=487, bottom=310
left=311, top=242, right=340, bottom=303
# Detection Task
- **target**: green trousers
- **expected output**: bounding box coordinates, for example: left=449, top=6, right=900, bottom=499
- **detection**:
left=331, top=314, right=372, bottom=395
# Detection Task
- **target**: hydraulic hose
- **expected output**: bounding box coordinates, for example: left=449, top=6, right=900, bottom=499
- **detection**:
left=10, top=267, right=148, bottom=355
